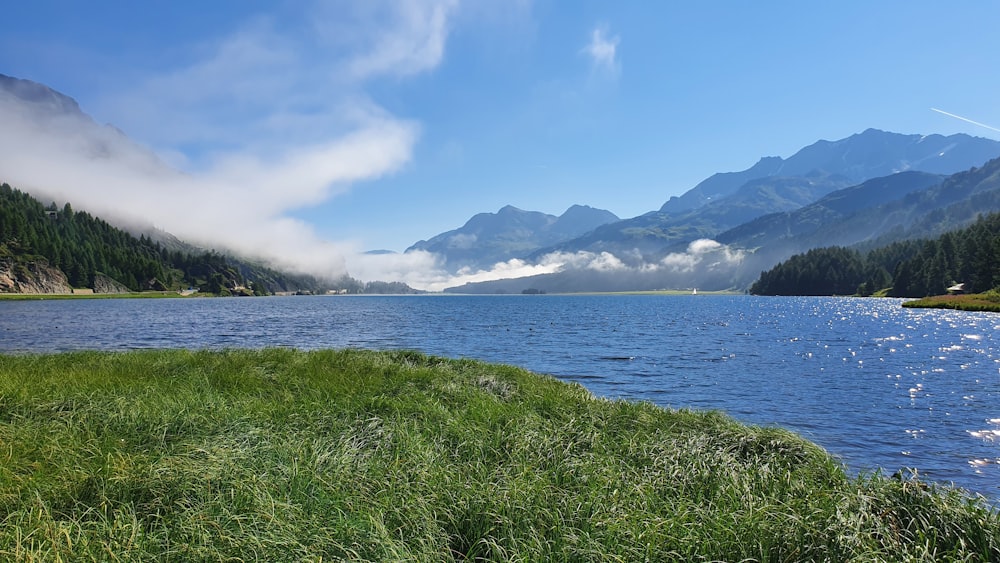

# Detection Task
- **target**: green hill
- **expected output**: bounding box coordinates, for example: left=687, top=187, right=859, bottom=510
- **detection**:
left=0, top=182, right=326, bottom=295
left=749, top=212, right=1000, bottom=297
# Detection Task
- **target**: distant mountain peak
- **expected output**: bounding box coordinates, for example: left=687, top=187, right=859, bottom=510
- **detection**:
left=0, top=73, right=82, bottom=116
left=497, top=204, right=523, bottom=214
left=660, top=129, right=1000, bottom=216
left=560, top=203, right=616, bottom=217
left=406, top=203, right=619, bottom=272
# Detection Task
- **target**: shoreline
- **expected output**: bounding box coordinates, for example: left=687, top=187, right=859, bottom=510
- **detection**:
left=0, top=290, right=201, bottom=300
left=0, top=348, right=996, bottom=559
left=902, top=293, right=1000, bottom=312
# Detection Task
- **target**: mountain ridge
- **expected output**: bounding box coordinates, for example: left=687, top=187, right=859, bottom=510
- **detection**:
left=562, top=129, right=1000, bottom=260
left=406, top=204, right=619, bottom=272
left=425, top=128, right=1000, bottom=292
left=444, top=154, right=1000, bottom=293
left=7, top=73, right=1000, bottom=294
left=0, top=73, right=82, bottom=116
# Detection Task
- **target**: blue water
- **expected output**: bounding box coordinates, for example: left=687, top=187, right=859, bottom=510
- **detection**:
left=2, top=294, right=999, bottom=501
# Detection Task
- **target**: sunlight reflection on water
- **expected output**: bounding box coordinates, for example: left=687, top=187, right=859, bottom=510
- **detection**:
left=1, top=294, right=998, bottom=501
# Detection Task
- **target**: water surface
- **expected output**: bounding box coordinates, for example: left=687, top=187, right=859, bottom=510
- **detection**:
left=2, top=294, right=998, bottom=500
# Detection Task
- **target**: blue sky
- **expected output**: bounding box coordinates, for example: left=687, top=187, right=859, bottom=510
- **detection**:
left=2, top=1, right=1000, bottom=285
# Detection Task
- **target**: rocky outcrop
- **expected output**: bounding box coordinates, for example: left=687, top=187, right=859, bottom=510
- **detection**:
left=0, top=257, right=72, bottom=294
left=93, top=273, right=130, bottom=294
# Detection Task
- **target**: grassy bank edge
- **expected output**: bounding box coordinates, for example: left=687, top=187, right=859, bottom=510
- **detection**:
left=902, top=292, right=1000, bottom=312
left=0, top=348, right=996, bottom=561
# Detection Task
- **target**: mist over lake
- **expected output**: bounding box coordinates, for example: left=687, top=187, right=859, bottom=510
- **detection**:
left=2, top=294, right=998, bottom=501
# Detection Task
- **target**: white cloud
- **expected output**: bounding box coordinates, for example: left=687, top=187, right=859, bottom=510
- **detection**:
left=336, top=238, right=747, bottom=293
left=660, top=239, right=744, bottom=273
left=584, top=251, right=626, bottom=271
left=0, top=1, right=457, bottom=283
left=582, top=25, right=620, bottom=75
left=347, top=251, right=562, bottom=293
left=0, top=94, right=414, bottom=279
left=344, top=0, right=460, bottom=79
left=365, top=249, right=629, bottom=292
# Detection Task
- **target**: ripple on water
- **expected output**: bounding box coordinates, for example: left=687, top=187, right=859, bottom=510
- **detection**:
left=1, top=294, right=999, bottom=501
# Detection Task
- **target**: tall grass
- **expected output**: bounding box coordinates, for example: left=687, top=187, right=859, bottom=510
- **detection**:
left=902, top=292, right=1000, bottom=312
left=0, top=349, right=996, bottom=561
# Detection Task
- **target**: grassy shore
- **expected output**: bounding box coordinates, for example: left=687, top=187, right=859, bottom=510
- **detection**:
left=0, top=349, right=996, bottom=561
left=902, top=292, right=1000, bottom=312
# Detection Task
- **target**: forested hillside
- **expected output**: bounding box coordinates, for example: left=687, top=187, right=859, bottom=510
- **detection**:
left=749, top=213, right=1000, bottom=297
left=2, top=183, right=167, bottom=290
left=0, top=182, right=325, bottom=294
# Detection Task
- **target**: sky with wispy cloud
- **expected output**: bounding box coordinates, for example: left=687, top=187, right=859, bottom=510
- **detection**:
left=2, top=1, right=1000, bottom=288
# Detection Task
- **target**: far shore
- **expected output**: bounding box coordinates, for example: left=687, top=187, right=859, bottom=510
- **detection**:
left=0, top=290, right=200, bottom=300
left=902, top=292, right=1000, bottom=312
left=0, top=289, right=746, bottom=300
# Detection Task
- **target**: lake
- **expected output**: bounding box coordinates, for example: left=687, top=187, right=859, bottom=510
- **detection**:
left=2, top=294, right=998, bottom=501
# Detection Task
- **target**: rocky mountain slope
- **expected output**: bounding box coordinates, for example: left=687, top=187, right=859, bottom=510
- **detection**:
left=445, top=154, right=1000, bottom=293
left=0, top=257, right=72, bottom=294
left=407, top=204, right=619, bottom=272
left=421, top=130, right=1000, bottom=280
left=531, top=129, right=1000, bottom=263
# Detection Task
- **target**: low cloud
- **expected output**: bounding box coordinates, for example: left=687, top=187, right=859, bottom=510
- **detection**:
left=660, top=239, right=745, bottom=273
left=368, top=252, right=567, bottom=293
left=363, top=240, right=746, bottom=292
left=582, top=25, right=620, bottom=75
left=0, top=88, right=414, bottom=280
left=2, top=3, right=744, bottom=294
left=0, top=1, right=457, bottom=282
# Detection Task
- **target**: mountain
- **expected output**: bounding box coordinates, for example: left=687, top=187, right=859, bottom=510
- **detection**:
left=0, top=73, right=167, bottom=172
left=0, top=73, right=82, bottom=116
left=406, top=204, right=619, bottom=272
left=716, top=171, right=946, bottom=252
left=659, top=156, right=785, bottom=214
left=749, top=209, right=1000, bottom=298
left=534, top=171, right=856, bottom=262
left=0, top=74, right=425, bottom=294
left=534, top=129, right=1000, bottom=263
left=731, top=153, right=1000, bottom=277
left=445, top=154, right=1000, bottom=294
left=806, top=154, right=1000, bottom=246
left=664, top=129, right=1000, bottom=215
left=0, top=181, right=351, bottom=295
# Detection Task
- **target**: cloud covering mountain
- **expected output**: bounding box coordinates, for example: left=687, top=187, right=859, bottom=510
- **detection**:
left=406, top=204, right=619, bottom=273
left=437, top=132, right=1000, bottom=293
left=0, top=2, right=460, bottom=282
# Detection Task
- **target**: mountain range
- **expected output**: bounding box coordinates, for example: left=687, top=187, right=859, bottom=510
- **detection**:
left=433, top=130, right=1000, bottom=293
left=0, top=73, right=168, bottom=174
left=5, top=73, right=1000, bottom=294
left=406, top=205, right=619, bottom=272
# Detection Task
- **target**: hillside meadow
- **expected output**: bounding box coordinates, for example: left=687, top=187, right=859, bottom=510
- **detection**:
left=0, top=349, right=997, bottom=561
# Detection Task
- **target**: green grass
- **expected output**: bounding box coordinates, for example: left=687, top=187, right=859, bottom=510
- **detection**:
left=902, top=292, right=1000, bottom=312
left=0, top=349, right=996, bottom=561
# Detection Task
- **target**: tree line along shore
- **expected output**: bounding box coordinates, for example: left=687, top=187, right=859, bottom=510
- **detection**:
left=750, top=212, right=1000, bottom=311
